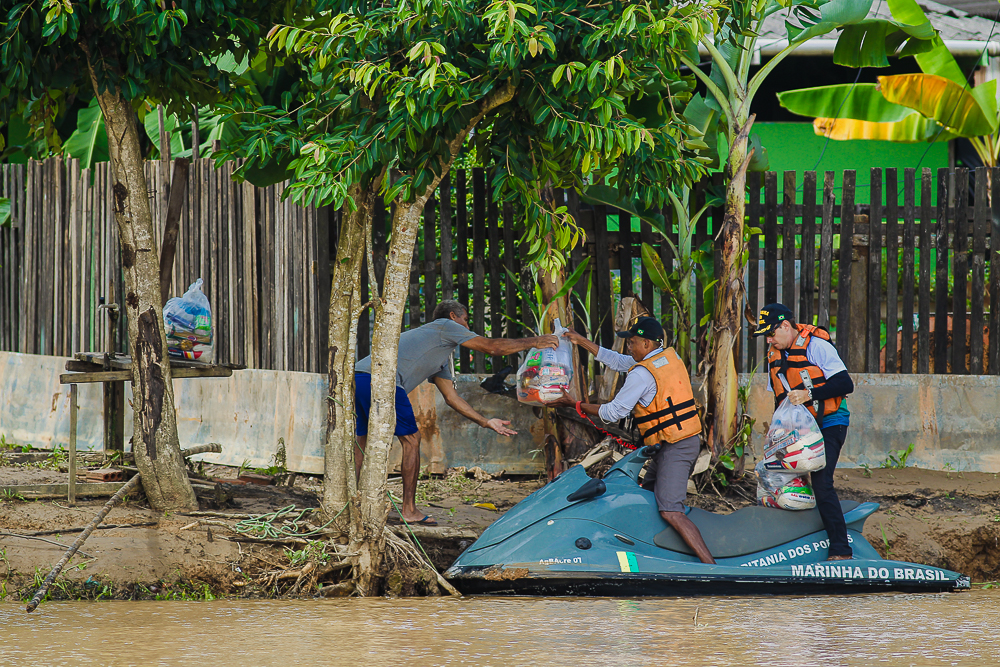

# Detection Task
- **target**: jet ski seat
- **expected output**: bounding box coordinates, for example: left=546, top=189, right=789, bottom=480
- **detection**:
left=653, top=500, right=861, bottom=558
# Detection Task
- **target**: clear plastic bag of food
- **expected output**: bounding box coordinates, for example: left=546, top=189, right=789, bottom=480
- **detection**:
left=755, top=461, right=816, bottom=511
left=163, top=278, right=213, bottom=362
left=763, top=394, right=826, bottom=473
left=516, top=318, right=574, bottom=406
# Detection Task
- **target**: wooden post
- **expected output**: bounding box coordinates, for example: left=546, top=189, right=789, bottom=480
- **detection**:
left=818, top=172, right=836, bottom=330
left=781, top=172, right=796, bottom=315
left=868, top=169, right=883, bottom=373
left=837, top=171, right=856, bottom=368
left=848, top=224, right=868, bottom=374
left=885, top=169, right=898, bottom=372
left=68, top=384, right=77, bottom=506
left=901, top=168, right=917, bottom=374
left=990, top=167, right=1000, bottom=375
left=934, top=168, right=950, bottom=373
left=951, top=168, right=969, bottom=374
left=918, top=168, right=933, bottom=374
left=159, top=158, right=191, bottom=304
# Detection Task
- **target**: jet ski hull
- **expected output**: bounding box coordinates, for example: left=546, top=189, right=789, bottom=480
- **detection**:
left=446, top=448, right=970, bottom=596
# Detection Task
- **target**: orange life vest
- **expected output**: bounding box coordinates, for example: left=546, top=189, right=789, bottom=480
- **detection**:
left=631, top=348, right=702, bottom=445
left=767, top=324, right=843, bottom=419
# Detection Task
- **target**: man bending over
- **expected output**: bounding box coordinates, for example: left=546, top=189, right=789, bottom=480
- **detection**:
left=354, top=300, right=558, bottom=526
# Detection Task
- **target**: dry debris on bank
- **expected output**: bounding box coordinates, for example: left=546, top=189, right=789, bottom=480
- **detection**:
left=2, top=444, right=999, bottom=603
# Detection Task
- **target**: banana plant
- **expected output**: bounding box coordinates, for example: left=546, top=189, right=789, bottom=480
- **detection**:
left=776, top=0, right=999, bottom=165
left=679, top=0, right=934, bottom=461
left=639, top=183, right=722, bottom=366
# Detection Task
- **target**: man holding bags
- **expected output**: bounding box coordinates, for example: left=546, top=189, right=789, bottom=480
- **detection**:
left=752, top=303, right=855, bottom=561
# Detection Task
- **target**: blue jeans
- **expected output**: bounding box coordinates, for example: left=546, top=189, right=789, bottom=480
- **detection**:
left=815, top=424, right=851, bottom=557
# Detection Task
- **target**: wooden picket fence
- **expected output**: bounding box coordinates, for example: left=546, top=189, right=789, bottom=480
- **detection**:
left=1, top=158, right=998, bottom=376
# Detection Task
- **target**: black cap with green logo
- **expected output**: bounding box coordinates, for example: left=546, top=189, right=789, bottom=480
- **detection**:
left=616, top=316, right=664, bottom=342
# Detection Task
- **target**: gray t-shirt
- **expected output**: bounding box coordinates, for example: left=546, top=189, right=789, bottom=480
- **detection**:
left=355, top=319, right=478, bottom=394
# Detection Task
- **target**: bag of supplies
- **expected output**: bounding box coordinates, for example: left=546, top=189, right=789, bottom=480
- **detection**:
left=516, top=318, right=574, bottom=406
left=763, top=391, right=827, bottom=473
left=163, top=278, right=214, bottom=362
left=755, top=462, right=817, bottom=511
left=754, top=377, right=826, bottom=511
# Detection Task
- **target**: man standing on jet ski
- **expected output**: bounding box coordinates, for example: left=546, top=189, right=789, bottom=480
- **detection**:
left=752, top=303, right=855, bottom=561
left=550, top=316, right=716, bottom=564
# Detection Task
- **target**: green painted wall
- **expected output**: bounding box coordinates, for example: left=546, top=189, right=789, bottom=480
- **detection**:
left=752, top=122, right=950, bottom=204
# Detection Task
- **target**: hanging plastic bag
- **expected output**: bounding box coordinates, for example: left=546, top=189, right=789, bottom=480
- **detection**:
left=762, top=388, right=826, bottom=473
left=516, top=318, right=574, bottom=406
left=755, top=461, right=816, bottom=511
left=163, top=278, right=214, bottom=362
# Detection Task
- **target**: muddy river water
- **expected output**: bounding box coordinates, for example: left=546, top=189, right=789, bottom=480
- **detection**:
left=2, top=592, right=999, bottom=666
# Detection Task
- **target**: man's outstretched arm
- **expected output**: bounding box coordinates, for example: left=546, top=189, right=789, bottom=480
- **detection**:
left=431, top=376, right=517, bottom=436
left=461, top=333, right=559, bottom=357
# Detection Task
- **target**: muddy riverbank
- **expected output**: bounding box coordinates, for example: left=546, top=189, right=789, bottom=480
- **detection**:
left=2, top=455, right=998, bottom=602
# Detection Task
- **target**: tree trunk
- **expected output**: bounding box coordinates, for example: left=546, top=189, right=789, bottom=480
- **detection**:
left=323, top=183, right=377, bottom=526
left=352, top=196, right=424, bottom=595
left=88, top=72, right=195, bottom=511
left=705, top=115, right=753, bottom=459
left=350, top=83, right=516, bottom=595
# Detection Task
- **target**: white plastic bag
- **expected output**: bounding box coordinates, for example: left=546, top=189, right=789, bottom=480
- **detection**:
left=762, top=392, right=827, bottom=473
left=164, top=278, right=213, bottom=362
left=516, top=318, right=574, bottom=406
left=755, top=461, right=816, bottom=511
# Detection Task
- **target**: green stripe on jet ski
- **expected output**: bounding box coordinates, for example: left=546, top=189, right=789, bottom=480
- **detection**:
left=617, top=551, right=639, bottom=573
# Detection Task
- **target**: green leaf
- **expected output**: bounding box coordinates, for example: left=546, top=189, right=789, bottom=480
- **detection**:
left=785, top=0, right=875, bottom=45
left=747, top=133, right=769, bottom=173
left=549, top=256, right=591, bottom=303
left=0, top=197, right=10, bottom=227
left=63, top=98, right=109, bottom=169
left=777, top=83, right=918, bottom=123
left=142, top=109, right=185, bottom=158
left=641, top=242, right=670, bottom=292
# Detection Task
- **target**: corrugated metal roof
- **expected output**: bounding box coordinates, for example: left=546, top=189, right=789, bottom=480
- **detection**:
left=931, top=0, right=999, bottom=18
left=759, top=0, right=999, bottom=43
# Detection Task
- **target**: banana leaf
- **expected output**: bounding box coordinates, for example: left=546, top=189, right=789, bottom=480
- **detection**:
left=785, top=0, right=875, bottom=45
left=777, top=83, right=918, bottom=122
left=0, top=197, right=10, bottom=227
left=812, top=113, right=956, bottom=142
left=641, top=242, right=670, bottom=292
left=63, top=98, right=108, bottom=169
left=143, top=109, right=185, bottom=159
left=832, top=20, right=934, bottom=68
left=884, top=0, right=966, bottom=85
left=878, top=74, right=998, bottom=137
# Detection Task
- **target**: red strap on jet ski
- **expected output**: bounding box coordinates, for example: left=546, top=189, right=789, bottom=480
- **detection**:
left=576, top=401, right=637, bottom=450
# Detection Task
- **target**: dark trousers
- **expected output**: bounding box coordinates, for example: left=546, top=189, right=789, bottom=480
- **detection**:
left=814, top=424, right=851, bottom=557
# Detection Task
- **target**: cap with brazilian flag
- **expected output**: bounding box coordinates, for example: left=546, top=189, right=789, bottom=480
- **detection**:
left=751, top=303, right=794, bottom=338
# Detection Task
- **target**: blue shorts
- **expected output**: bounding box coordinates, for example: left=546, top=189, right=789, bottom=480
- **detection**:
left=354, top=372, right=419, bottom=437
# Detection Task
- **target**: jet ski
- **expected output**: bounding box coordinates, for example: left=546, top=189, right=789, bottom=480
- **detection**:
left=446, top=445, right=970, bottom=596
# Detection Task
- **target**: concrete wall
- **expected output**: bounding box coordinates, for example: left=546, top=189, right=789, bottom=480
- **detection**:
left=742, top=373, right=1000, bottom=471
left=0, top=352, right=545, bottom=475
left=2, top=351, right=998, bottom=473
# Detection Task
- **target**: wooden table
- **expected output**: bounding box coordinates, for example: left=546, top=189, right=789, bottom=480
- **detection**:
left=60, top=352, right=237, bottom=453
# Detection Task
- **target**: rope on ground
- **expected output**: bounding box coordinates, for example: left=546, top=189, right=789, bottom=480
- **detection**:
left=25, top=443, right=223, bottom=614
left=232, top=502, right=349, bottom=540
left=386, top=492, right=461, bottom=597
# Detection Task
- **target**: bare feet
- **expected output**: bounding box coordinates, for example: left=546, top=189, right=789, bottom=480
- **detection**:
left=826, top=554, right=853, bottom=561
